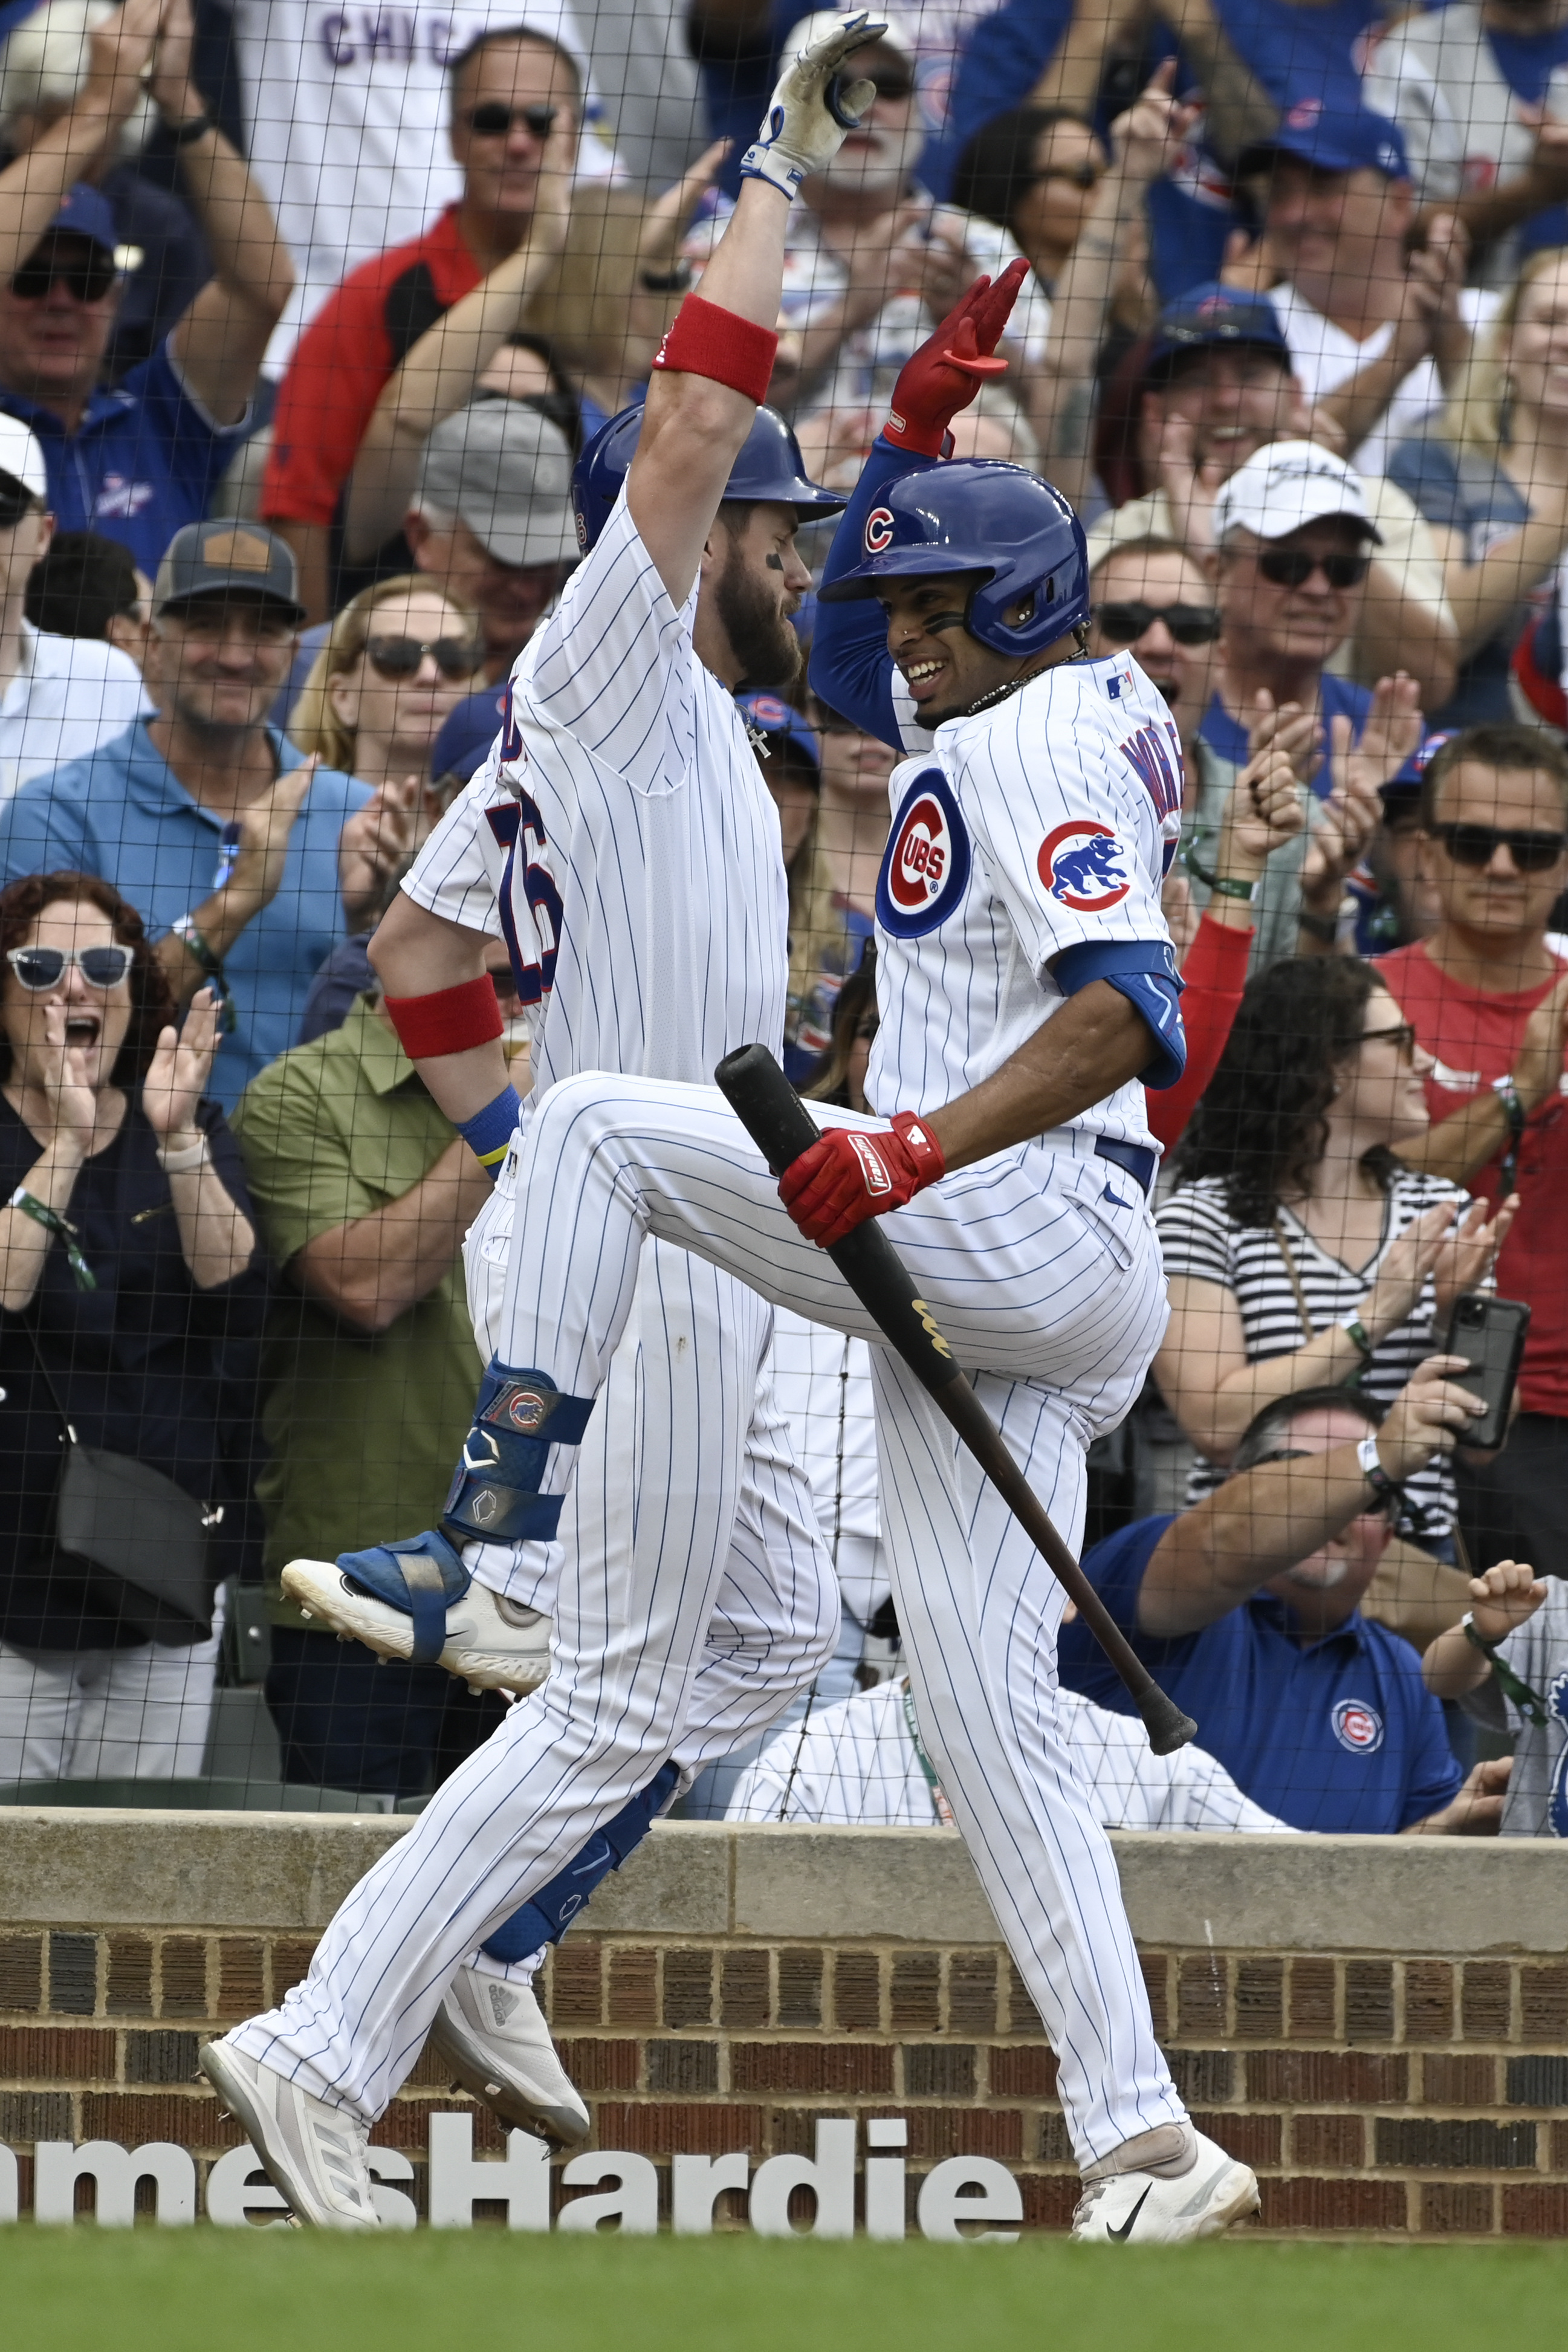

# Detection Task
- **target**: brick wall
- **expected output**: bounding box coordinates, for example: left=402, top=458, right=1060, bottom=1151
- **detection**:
left=4, top=1917, right=1567, bottom=2235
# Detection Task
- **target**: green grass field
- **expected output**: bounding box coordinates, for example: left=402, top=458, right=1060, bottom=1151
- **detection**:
left=1, top=2229, right=1563, bottom=2352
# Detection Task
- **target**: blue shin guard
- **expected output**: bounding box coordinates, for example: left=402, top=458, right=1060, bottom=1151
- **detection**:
left=479, top=1761, right=681, bottom=1965
left=334, top=1528, right=470, bottom=1665
left=442, top=1360, right=595, bottom=1549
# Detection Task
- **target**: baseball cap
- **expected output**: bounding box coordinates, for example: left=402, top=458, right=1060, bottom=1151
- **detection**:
left=1144, top=282, right=1289, bottom=385
left=431, top=686, right=506, bottom=787
left=1237, top=102, right=1409, bottom=184
left=779, top=8, right=916, bottom=65
left=1383, top=727, right=1455, bottom=803
left=417, top=402, right=580, bottom=570
left=152, top=521, right=308, bottom=623
left=736, top=690, right=821, bottom=776
left=39, top=182, right=119, bottom=259
left=0, top=415, right=47, bottom=511
left=1212, top=440, right=1383, bottom=546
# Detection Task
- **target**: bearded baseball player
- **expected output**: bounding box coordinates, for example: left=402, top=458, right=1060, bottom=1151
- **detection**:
left=201, top=15, right=887, bottom=2216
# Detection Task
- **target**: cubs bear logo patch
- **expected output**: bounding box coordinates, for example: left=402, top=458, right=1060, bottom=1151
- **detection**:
left=1037, top=820, right=1132, bottom=913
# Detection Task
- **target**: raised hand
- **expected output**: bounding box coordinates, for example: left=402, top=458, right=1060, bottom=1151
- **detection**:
left=143, top=985, right=222, bottom=1147
left=1511, top=967, right=1568, bottom=1114
left=1466, top=1558, right=1548, bottom=1645
left=230, top=757, right=317, bottom=914
left=1336, top=674, right=1424, bottom=799
left=1109, top=59, right=1199, bottom=187
left=1431, top=1193, right=1516, bottom=1317
left=340, top=773, right=421, bottom=931
left=884, top=258, right=1030, bottom=453
left=1363, top=1202, right=1462, bottom=1340
left=741, top=12, right=887, bottom=199
left=1376, top=1350, right=1488, bottom=1479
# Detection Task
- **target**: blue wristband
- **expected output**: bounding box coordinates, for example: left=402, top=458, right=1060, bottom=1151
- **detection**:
left=456, top=1084, right=522, bottom=1174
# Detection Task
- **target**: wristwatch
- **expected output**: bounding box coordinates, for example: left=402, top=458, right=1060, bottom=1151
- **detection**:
left=1356, top=1432, right=1401, bottom=1504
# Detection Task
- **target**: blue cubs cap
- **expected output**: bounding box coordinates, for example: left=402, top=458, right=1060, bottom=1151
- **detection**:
left=1238, top=102, right=1409, bottom=184
left=736, top=690, right=820, bottom=775
left=431, top=687, right=505, bottom=787
left=43, top=182, right=119, bottom=258
left=1144, top=282, right=1289, bottom=384
left=1382, top=728, right=1454, bottom=802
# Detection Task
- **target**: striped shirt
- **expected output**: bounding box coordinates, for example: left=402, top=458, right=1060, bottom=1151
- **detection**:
left=1156, top=1169, right=1467, bottom=1535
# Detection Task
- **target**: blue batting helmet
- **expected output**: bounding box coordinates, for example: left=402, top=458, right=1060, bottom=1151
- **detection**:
left=817, top=460, right=1090, bottom=658
left=571, top=400, right=846, bottom=553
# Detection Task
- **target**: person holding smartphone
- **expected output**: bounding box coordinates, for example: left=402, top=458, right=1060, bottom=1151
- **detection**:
left=1378, top=724, right=1568, bottom=1587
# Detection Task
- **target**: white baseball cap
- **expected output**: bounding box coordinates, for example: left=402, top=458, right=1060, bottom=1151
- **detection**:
left=779, top=10, right=918, bottom=65
left=0, top=415, right=47, bottom=505
left=1212, top=439, right=1382, bottom=547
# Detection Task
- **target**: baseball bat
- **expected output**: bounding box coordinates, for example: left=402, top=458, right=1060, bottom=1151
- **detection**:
left=714, top=1044, right=1197, bottom=1757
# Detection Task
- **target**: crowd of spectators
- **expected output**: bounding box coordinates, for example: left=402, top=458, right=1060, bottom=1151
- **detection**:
left=0, top=0, right=1567, bottom=1845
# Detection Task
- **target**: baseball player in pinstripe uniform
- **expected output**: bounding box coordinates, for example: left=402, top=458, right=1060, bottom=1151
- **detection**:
left=201, top=15, right=884, bottom=2220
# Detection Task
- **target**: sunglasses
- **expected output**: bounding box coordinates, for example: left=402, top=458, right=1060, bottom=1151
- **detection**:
left=1032, top=160, right=1103, bottom=190
left=10, top=255, right=116, bottom=303
left=1428, top=821, right=1568, bottom=873
left=1256, top=549, right=1371, bottom=590
left=364, top=635, right=481, bottom=682
left=7, top=944, right=133, bottom=991
left=465, top=100, right=559, bottom=138
left=1093, top=599, right=1220, bottom=647
left=1358, top=1020, right=1418, bottom=1059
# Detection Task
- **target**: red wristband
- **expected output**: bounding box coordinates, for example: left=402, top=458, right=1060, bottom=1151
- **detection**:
left=652, top=294, right=779, bottom=406
left=384, top=975, right=504, bottom=1060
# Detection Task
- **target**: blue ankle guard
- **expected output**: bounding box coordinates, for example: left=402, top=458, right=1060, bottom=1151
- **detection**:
left=334, top=1528, right=470, bottom=1666
left=479, top=1761, right=680, bottom=1964
left=442, top=1361, right=595, bottom=1549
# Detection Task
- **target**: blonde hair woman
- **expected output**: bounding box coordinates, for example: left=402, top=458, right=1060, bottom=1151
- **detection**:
left=1390, top=250, right=1568, bottom=724
left=287, top=575, right=480, bottom=789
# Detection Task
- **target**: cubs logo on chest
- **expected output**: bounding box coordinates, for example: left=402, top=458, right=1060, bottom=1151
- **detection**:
left=876, top=768, right=971, bottom=938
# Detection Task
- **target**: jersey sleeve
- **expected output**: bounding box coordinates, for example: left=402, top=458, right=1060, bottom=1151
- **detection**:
left=400, top=763, right=508, bottom=936
left=808, top=435, right=935, bottom=756
left=953, top=681, right=1174, bottom=976
left=517, top=490, right=698, bottom=798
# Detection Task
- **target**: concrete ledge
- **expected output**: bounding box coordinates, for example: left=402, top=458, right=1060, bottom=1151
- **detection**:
left=0, top=1811, right=1563, bottom=1952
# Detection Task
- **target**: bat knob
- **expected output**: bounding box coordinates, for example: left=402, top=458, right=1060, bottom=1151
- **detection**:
left=1138, top=1686, right=1197, bottom=1756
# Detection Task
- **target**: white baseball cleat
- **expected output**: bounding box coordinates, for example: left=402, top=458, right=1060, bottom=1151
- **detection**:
left=282, top=1559, right=552, bottom=1694
left=1071, top=2128, right=1260, bottom=2244
left=429, top=1966, right=592, bottom=2148
left=199, top=2038, right=380, bottom=2229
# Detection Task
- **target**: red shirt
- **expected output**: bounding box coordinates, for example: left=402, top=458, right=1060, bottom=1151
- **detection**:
left=261, top=207, right=482, bottom=530
left=1379, top=938, right=1568, bottom=1414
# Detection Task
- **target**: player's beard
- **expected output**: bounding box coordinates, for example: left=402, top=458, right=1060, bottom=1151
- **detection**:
left=714, top=540, right=803, bottom=695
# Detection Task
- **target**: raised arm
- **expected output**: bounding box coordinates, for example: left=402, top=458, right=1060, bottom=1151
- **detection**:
left=0, top=0, right=158, bottom=281
left=628, top=14, right=881, bottom=604
left=157, top=0, right=294, bottom=420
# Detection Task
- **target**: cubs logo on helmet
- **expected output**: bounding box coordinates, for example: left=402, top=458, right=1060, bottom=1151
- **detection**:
left=864, top=505, right=895, bottom=554
left=876, top=768, right=971, bottom=938
left=1331, top=1697, right=1384, bottom=1754
left=1037, top=820, right=1132, bottom=913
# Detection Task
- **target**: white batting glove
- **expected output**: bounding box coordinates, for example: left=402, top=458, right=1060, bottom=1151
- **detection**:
left=739, top=11, right=886, bottom=200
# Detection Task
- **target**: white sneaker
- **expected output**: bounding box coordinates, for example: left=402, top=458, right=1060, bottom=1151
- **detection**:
left=200, top=2038, right=379, bottom=2229
left=282, top=1561, right=552, bottom=1694
left=1071, top=2130, right=1260, bottom=2244
left=429, top=1966, right=591, bottom=2148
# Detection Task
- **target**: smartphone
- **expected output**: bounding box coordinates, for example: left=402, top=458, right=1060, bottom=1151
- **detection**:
left=1443, top=1294, right=1531, bottom=1451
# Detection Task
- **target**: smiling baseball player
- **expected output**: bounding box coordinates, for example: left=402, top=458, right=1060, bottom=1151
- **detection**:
left=200, top=16, right=883, bottom=2220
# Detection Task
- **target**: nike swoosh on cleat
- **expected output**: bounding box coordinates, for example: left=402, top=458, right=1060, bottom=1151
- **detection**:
left=1107, top=2185, right=1153, bottom=2241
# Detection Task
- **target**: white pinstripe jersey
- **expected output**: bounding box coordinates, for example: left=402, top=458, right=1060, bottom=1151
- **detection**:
left=403, top=490, right=789, bottom=1092
left=726, top=1676, right=1291, bottom=1832
left=868, top=652, right=1182, bottom=1150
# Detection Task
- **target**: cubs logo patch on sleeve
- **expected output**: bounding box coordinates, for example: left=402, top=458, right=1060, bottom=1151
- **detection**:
left=1037, top=820, right=1132, bottom=913
left=876, top=768, right=972, bottom=938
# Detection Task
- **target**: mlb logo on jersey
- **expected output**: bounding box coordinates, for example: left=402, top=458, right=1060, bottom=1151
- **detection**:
left=1332, top=1697, right=1384, bottom=1755
left=1037, top=820, right=1132, bottom=913
left=876, top=768, right=972, bottom=937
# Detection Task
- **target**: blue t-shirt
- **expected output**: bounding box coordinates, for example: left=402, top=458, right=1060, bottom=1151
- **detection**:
left=1058, top=1512, right=1463, bottom=1832
left=0, top=336, right=251, bottom=576
left=1388, top=432, right=1531, bottom=727
left=1198, top=673, right=1372, bottom=799
left=0, top=724, right=371, bottom=1108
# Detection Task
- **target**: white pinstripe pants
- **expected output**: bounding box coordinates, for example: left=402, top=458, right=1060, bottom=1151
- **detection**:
left=239, top=1075, right=1185, bottom=2161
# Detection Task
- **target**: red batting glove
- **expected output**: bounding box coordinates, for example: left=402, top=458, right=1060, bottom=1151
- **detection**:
left=778, top=1112, right=947, bottom=1248
left=884, top=258, right=1031, bottom=457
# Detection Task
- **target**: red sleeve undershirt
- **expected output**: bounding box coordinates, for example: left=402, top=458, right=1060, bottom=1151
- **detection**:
left=1145, top=912, right=1253, bottom=1154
